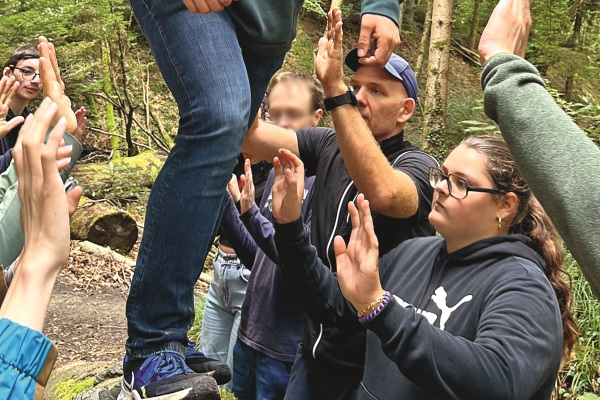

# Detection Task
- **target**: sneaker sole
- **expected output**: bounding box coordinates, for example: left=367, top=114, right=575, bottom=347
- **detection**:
left=195, top=364, right=231, bottom=386
left=117, top=378, right=220, bottom=400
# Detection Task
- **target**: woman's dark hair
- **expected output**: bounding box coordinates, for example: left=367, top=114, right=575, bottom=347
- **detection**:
left=461, top=135, right=577, bottom=361
left=5, top=45, right=40, bottom=69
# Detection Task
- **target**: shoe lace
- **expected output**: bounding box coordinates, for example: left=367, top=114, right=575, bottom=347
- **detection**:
left=137, top=352, right=192, bottom=385
left=186, top=340, right=205, bottom=357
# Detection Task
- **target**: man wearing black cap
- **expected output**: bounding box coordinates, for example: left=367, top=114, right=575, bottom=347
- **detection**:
left=241, top=9, right=437, bottom=399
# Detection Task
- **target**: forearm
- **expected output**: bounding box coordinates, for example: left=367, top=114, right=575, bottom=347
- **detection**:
left=274, top=218, right=359, bottom=327
left=483, top=54, right=600, bottom=298
left=240, top=205, right=278, bottom=264
left=220, top=195, right=257, bottom=268
left=0, top=256, right=60, bottom=332
left=242, top=120, right=300, bottom=162
left=330, top=106, right=418, bottom=218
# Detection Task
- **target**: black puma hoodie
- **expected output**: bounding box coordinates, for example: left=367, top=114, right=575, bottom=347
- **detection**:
left=274, top=219, right=563, bottom=400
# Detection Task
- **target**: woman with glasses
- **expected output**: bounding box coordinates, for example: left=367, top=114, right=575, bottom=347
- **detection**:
left=268, top=136, right=576, bottom=400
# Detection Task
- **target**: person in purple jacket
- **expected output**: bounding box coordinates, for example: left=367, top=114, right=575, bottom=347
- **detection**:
left=220, top=72, right=324, bottom=400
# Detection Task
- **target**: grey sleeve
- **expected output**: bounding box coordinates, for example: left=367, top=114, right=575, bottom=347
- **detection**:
left=482, top=54, right=600, bottom=298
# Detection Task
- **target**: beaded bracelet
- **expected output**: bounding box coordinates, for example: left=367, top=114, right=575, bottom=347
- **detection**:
left=357, top=291, right=387, bottom=317
left=358, top=291, right=391, bottom=324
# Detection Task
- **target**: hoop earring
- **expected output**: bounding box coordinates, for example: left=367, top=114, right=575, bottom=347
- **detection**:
left=497, top=217, right=502, bottom=231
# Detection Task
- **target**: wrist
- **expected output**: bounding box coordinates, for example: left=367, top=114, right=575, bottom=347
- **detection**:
left=323, top=83, right=348, bottom=99
left=356, top=290, right=387, bottom=317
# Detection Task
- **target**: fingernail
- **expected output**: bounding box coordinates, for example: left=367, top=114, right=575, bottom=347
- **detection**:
left=358, top=48, right=365, bottom=57
left=64, top=145, right=73, bottom=152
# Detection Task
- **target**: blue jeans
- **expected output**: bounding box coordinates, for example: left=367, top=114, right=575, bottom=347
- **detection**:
left=126, top=0, right=284, bottom=359
left=232, top=340, right=293, bottom=400
left=200, top=249, right=250, bottom=390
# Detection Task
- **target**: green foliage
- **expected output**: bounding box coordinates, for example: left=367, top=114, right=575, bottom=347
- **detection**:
left=286, top=31, right=317, bottom=74
left=53, top=377, right=95, bottom=400
left=303, top=0, right=326, bottom=16
left=558, top=254, right=600, bottom=398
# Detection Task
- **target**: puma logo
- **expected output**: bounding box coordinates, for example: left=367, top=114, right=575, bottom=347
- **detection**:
left=431, top=286, right=473, bottom=331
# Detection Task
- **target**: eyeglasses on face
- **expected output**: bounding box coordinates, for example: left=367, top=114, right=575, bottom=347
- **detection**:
left=10, top=66, right=40, bottom=81
left=428, top=167, right=506, bottom=199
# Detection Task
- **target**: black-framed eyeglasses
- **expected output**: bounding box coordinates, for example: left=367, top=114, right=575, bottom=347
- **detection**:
left=428, top=167, right=506, bottom=199
left=10, top=66, right=40, bottom=81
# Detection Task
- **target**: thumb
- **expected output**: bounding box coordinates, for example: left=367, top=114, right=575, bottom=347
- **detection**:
left=67, top=186, right=83, bottom=218
left=1, top=116, right=24, bottom=137
left=357, top=21, right=373, bottom=57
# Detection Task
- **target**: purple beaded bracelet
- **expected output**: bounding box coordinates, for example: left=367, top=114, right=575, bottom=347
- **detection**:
left=359, top=291, right=391, bottom=324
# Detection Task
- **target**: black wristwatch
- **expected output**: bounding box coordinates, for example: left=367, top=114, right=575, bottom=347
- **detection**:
left=324, top=87, right=357, bottom=111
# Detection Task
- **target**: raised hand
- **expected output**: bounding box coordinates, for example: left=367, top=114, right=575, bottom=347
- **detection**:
left=478, top=0, right=531, bottom=65
left=315, top=7, right=346, bottom=97
left=227, top=173, right=242, bottom=203
left=73, top=106, right=87, bottom=140
left=356, top=14, right=401, bottom=68
left=0, top=76, right=24, bottom=138
left=37, top=36, right=77, bottom=133
left=13, top=97, right=71, bottom=270
left=335, top=194, right=383, bottom=314
left=239, top=159, right=255, bottom=214
left=271, top=148, right=305, bottom=224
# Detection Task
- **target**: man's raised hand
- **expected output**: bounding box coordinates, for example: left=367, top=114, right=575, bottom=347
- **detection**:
left=315, top=8, right=347, bottom=97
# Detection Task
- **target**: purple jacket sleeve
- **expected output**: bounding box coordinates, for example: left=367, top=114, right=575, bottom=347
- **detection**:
left=219, top=194, right=257, bottom=268
left=0, top=149, right=13, bottom=174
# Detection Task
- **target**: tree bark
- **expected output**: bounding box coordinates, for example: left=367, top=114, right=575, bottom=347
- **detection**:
left=398, top=1, right=406, bottom=33
left=565, top=3, right=583, bottom=101
left=70, top=197, right=138, bottom=253
left=70, top=151, right=167, bottom=200
left=404, top=0, right=416, bottom=30
left=101, top=39, right=120, bottom=158
left=422, top=0, right=455, bottom=160
left=467, top=0, right=481, bottom=50
left=415, top=0, right=434, bottom=80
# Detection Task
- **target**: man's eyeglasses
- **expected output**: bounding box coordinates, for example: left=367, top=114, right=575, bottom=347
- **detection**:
left=428, top=167, right=506, bottom=199
left=10, top=66, right=40, bottom=81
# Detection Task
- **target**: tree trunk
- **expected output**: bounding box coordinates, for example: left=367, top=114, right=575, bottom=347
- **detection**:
left=467, top=0, right=481, bottom=50
left=398, top=1, right=406, bottom=33
left=422, top=0, right=454, bottom=160
left=70, top=151, right=167, bottom=200
left=101, top=39, right=120, bottom=158
left=404, top=0, right=416, bottom=30
left=565, top=3, right=583, bottom=102
left=415, top=0, right=434, bottom=80
left=70, top=196, right=138, bottom=253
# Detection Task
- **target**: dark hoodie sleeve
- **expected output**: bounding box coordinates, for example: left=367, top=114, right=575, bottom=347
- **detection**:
left=240, top=204, right=278, bottom=264
left=0, top=150, right=13, bottom=175
left=219, top=194, right=257, bottom=268
left=361, top=0, right=400, bottom=26
left=365, top=259, right=562, bottom=400
left=274, top=218, right=361, bottom=328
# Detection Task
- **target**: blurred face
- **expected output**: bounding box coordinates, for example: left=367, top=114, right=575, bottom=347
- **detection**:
left=428, top=144, right=509, bottom=252
left=4, top=58, right=42, bottom=103
left=349, top=66, right=415, bottom=142
left=268, top=81, right=322, bottom=130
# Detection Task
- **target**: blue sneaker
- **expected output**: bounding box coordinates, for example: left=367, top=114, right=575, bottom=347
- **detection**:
left=184, top=340, right=231, bottom=386
left=118, top=352, right=220, bottom=399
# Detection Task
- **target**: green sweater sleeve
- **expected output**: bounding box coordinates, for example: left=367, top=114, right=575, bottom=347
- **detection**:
left=361, top=0, right=400, bottom=26
left=482, top=54, right=600, bottom=298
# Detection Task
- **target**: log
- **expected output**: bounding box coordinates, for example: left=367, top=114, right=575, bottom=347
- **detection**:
left=71, top=197, right=138, bottom=253
left=71, top=151, right=167, bottom=200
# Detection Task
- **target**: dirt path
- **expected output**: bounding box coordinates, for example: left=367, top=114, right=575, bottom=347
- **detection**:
left=44, top=280, right=127, bottom=367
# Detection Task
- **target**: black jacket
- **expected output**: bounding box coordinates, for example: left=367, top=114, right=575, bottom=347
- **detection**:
left=274, top=220, right=563, bottom=400
left=295, top=127, right=438, bottom=373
